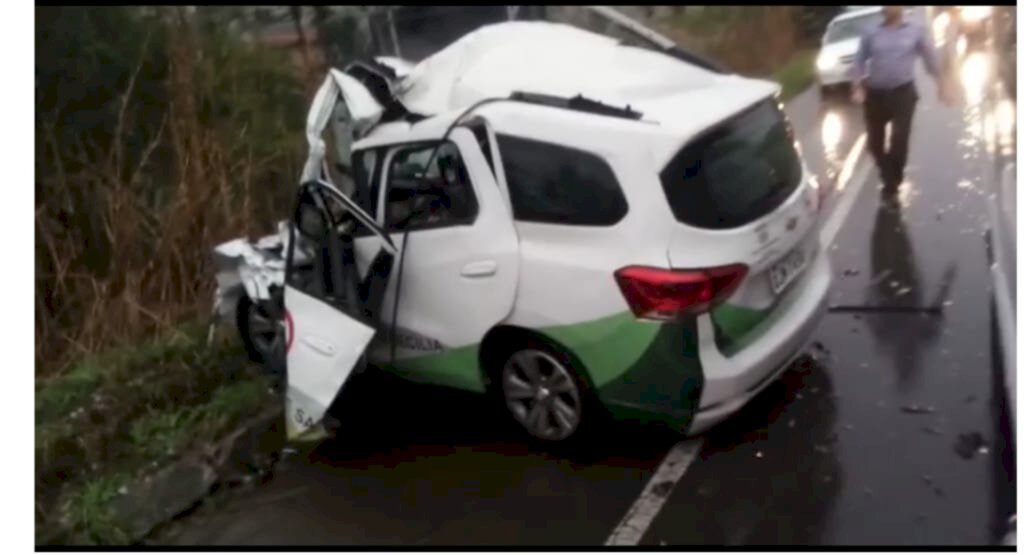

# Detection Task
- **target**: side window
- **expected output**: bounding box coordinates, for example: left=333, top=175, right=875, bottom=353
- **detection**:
left=495, top=134, right=628, bottom=226
left=384, top=142, right=479, bottom=231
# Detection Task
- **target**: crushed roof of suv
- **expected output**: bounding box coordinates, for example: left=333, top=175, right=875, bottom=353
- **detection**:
left=393, top=21, right=724, bottom=116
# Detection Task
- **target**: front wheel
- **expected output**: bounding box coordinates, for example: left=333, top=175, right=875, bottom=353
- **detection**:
left=497, top=341, right=596, bottom=444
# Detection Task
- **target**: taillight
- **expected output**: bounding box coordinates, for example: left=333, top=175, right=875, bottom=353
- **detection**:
left=614, top=264, right=749, bottom=321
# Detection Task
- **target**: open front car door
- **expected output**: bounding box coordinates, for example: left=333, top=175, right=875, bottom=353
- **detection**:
left=284, top=179, right=396, bottom=441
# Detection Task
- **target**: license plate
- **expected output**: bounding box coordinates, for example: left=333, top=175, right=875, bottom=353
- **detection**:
left=768, top=247, right=808, bottom=294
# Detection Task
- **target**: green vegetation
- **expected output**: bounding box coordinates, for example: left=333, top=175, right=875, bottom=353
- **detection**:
left=773, top=50, right=818, bottom=101
left=671, top=6, right=737, bottom=36
left=36, top=6, right=307, bottom=377
left=35, top=324, right=276, bottom=545
left=37, top=10, right=299, bottom=541
left=654, top=6, right=841, bottom=78
left=60, top=475, right=132, bottom=545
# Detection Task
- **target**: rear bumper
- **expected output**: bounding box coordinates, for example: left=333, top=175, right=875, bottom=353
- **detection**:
left=687, top=250, right=832, bottom=435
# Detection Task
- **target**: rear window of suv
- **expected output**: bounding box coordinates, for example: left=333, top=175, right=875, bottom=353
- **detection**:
left=659, top=100, right=802, bottom=230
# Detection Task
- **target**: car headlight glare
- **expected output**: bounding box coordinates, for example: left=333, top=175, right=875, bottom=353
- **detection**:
left=961, top=6, right=992, bottom=23
left=817, top=52, right=839, bottom=71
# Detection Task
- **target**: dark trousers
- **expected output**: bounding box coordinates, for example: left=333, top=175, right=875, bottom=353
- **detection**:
left=864, top=82, right=918, bottom=189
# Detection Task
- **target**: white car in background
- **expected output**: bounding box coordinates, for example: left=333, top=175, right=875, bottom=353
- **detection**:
left=815, top=7, right=884, bottom=99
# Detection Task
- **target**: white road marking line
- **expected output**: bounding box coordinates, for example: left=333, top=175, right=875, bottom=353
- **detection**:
left=604, top=439, right=704, bottom=546
left=820, top=133, right=871, bottom=248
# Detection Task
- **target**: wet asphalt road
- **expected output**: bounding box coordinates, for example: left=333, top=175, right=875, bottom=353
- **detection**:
left=161, top=28, right=1016, bottom=548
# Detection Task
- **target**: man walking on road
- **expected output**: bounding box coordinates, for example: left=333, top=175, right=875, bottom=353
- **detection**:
left=852, top=5, right=950, bottom=195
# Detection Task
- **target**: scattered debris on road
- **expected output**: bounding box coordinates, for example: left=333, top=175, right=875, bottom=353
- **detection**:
left=953, top=432, right=989, bottom=460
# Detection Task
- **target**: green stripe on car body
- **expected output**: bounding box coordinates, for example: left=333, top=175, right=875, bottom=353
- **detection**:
left=380, top=343, right=486, bottom=393
left=711, top=303, right=774, bottom=357
left=382, top=310, right=706, bottom=430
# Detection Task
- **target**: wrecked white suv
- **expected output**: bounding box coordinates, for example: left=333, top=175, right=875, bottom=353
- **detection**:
left=212, top=20, right=831, bottom=443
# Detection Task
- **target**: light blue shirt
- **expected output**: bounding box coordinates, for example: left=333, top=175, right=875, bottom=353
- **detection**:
left=854, top=21, right=940, bottom=90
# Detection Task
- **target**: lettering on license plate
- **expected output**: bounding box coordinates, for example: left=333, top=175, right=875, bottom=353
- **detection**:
left=769, top=248, right=807, bottom=294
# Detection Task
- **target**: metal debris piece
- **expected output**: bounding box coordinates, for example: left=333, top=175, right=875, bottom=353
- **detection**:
left=895, top=287, right=912, bottom=296
left=867, top=269, right=893, bottom=286
left=755, top=451, right=764, bottom=459
left=842, top=268, right=860, bottom=277
left=901, top=404, right=935, bottom=415
left=979, top=446, right=990, bottom=455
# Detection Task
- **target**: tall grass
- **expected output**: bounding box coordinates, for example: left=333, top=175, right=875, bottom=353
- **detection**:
left=653, top=6, right=831, bottom=77
left=36, top=7, right=309, bottom=376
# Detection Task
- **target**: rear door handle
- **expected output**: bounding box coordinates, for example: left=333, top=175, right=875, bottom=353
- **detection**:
left=461, top=260, right=498, bottom=278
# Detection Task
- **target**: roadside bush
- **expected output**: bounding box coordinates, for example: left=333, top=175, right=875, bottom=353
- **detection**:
left=36, top=6, right=307, bottom=375
left=651, top=6, right=834, bottom=77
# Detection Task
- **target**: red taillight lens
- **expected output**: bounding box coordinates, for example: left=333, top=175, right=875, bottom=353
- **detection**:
left=614, top=264, right=749, bottom=321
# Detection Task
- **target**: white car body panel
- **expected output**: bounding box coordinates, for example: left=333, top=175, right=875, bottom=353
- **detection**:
left=284, top=285, right=376, bottom=439
left=817, top=37, right=861, bottom=86
left=366, top=128, right=521, bottom=390
left=816, top=7, right=883, bottom=87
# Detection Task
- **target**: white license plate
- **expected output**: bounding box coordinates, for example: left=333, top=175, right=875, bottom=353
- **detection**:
left=768, top=247, right=808, bottom=294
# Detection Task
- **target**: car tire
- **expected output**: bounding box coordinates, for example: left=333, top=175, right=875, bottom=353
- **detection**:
left=236, top=295, right=285, bottom=366
left=491, top=336, right=603, bottom=446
